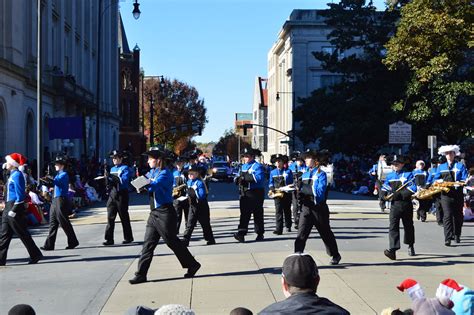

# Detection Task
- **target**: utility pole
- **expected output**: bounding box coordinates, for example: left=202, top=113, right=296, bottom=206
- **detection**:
left=36, top=0, right=42, bottom=180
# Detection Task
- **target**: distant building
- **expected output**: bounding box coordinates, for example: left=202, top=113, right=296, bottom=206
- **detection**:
left=0, top=0, right=119, bottom=162
left=118, top=14, right=144, bottom=157
left=252, top=77, right=268, bottom=160
left=235, top=112, right=253, bottom=155
left=267, top=9, right=346, bottom=156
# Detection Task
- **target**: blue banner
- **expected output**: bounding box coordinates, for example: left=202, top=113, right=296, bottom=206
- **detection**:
left=48, top=117, right=84, bottom=140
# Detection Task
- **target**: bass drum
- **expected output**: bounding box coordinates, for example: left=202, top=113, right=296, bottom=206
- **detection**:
left=412, top=199, right=420, bottom=212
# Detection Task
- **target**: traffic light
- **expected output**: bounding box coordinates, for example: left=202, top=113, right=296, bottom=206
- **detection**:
left=198, top=126, right=202, bottom=136
left=243, top=123, right=252, bottom=136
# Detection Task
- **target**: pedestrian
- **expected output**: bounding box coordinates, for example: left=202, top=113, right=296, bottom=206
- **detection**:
left=0, top=153, right=43, bottom=266
left=233, top=147, right=265, bottom=243
left=413, top=160, right=430, bottom=222
left=129, top=146, right=201, bottom=285
left=182, top=164, right=215, bottom=246
left=433, top=145, right=468, bottom=246
left=172, top=155, right=190, bottom=234
left=382, top=155, right=417, bottom=260
left=103, top=150, right=134, bottom=246
left=268, top=154, right=293, bottom=235
left=288, top=151, right=306, bottom=229
left=41, top=155, right=79, bottom=251
left=294, top=149, right=341, bottom=265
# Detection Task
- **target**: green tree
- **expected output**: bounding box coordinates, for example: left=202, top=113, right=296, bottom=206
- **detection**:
left=213, top=129, right=250, bottom=161
left=383, top=0, right=474, bottom=143
left=294, top=0, right=405, bottom=153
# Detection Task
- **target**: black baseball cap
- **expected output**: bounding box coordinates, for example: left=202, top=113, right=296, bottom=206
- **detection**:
left=282, top=253, right=319, bottom=288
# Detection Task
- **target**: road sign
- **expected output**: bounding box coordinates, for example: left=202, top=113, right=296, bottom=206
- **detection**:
left=428, top=135, right=437, bottom=149
left=389, top=121, right=412, bottom=144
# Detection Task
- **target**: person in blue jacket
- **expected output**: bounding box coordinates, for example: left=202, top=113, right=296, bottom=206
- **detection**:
left=0, top=153, right=43, bottom=265
left=288, top=152, right=307, bottom=229
left=182, top=164, right=215, bottom=246
left=412, top=160, right=429, bottom=222
left=129, top=146, right=201, bottom=285
left=433, top=145, right=468, bottom=246
left=42, top=155, right=79, bottom=251
left=294, top=149, right=341, bottom=265
left=381, top=155, right=417, bottom=260
left=172, top=155, right=190, bottom=234
left=269, top=154, right=293, bottom=235
left=233, top=147, right=265, bottom=243
left=103, top=150, right=134, bottom=246
left=426, top=156, right=444, bottom=225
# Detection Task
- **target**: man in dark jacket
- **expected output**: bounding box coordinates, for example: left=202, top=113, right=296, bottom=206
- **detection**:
left=258, top=253, right=349, bottom=315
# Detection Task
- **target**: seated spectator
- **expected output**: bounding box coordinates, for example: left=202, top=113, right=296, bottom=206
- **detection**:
left=125, top=304, right=195, bottom=315
left=230, top=307, right=253, bottom=315
left=258, top=253, right=349, bottom=314
left=8, top=304, right=36, bottom=315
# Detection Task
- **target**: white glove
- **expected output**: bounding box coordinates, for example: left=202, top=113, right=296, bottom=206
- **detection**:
left=8, top=211, right=16, bottom=218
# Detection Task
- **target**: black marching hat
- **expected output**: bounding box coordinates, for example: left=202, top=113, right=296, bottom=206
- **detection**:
left=109, top=149, right=124, bottom=158
left=270, top=154, right=288, bottom=164
left=143, top=146, right=169, bottom=159
left=290, top=151, right=303, bottom=162
left=188, top=164, right=200, bottom=173
left=386, top=154, right=410, bottom=165
left=187, top=148, right=203, bottom=160
left=301, top=149, right=330, bottom=166
left=53, top=154, right=68, bottom=165
left=241, top=147, right=261, bottom=157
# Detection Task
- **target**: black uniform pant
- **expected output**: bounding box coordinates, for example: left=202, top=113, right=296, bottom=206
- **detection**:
left=183, top=200, right=214, bottom=242
left=0, top=201, right=43, bottom=265
left=388, top=201, right=414, bottom=250
left=44, top=197, right=79, bottom=249
left=377, top=180, right=386, bottom=210
left=434, top=196, right=444, bottom=224
left=294, top=200, right=339, bottom=257
left=136, top=204, right=198, bottom=277
left=440, top=190, right=464, bottom=242
left=292, top=191, right=301, bottom=228
left=105, top=190, right=133, bottom=242
left=417, top=199, right=431, bottom=221
left=237, top=188, right=265, bottom=236
left=274, top=193, right=292, bottom=232
left=174, top=199, right=190, bottom=234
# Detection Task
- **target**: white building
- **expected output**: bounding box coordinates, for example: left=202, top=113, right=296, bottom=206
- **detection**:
left=0, top=0, right=120, bottom=162
left=251, top=76, right=268, bottom=154
left=266, top=10, right=345, bottom=157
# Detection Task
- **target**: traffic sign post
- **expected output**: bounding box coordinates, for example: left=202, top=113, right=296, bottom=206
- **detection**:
left=428, top=135, right=437, bottom=158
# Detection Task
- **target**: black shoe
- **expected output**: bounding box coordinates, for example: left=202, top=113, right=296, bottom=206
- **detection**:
left=421, top=218, right=426, bottom=222
left=408, top=246, right=415, bottom=256
left=65, top=243, right=79, bottom=250
left=272, top=230, right=282, bottom=235
left=451, top=236, right=455, bottom=240
left=233, top=233, right=245, bottom=243
left=438, top=222, right=444, bottom=226
left=445, top=240, right=451, bottom=247
left=286, top=227, right=291, bottom=233
left=40, top=246, right=54, bottom=251
left=206, top=240, right=216, bottom=245
left=122, top=239, right=134, bottom=244
left=255, top=234, right=264, bottom=241
left=129, top=274, right=147, bottom=285
left=294, top=224, right=299, bottom=230
left=103, top=240, right=114, bottom=246
left=384, top=249, right=396, bottom=260
left=455, top=236, right=461, bottom=244
left=330, top=254, right=341, bottom=265
left=184, top=262, right=201, bottom=278
left=28, top=254, right=43, bottom=265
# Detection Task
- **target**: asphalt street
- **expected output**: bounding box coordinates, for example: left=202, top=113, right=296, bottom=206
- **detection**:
left=1, top=182, right=473, bottom=314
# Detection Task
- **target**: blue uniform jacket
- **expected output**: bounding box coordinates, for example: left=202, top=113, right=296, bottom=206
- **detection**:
left=147, top=168, right=174, bottom=208
left=187, top=178, right=207, bottom=201
left=412, top=169, right=428, bottom=188
left=110, top=164, right=132, bottom=191
left=368, top=164, right=377, bottom=176
left=173, top=169, right=187, bottom=186
left=269, top=168, right=293, bottom=189
left=240, top=160, right=265, bottom=190
left=382, top=170, right=417, bottom=194
left=6, top=170, right=26, bottom=205
left=53, top=170, right=69, bottom=198
left=426, top=166, right=438, bottom=185
left=433, top=162, right=468, bottom=183
left=301, top=167, right=327, bottom=205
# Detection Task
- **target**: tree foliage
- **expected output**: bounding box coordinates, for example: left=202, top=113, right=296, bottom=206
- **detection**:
left=143, top=78, right=208, bottom=151
left=213, top=129, right=251, bottom=161
left=294, top=0, right=405, bottom=153
left=383, top=0, right=474, bottom=142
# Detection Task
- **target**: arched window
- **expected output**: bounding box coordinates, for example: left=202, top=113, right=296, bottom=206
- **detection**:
left=25, top=110, right=35, bottom=160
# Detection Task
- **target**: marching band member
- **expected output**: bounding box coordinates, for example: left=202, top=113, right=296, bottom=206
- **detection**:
left=427, top=156, right=444, bottom=226
left=382, top=155, right=417, bottom=260
left=129, top=146, right=201, bottom=284
left=413, top=160, right=429, bottom=222
left=269, top=154, right=293, bottom=235
left=433, top=145, right=468, bottom=246
left=0, top=153, right=43, bottom=265
left=173, top=155, right=190, bottom=234
left=289, top=152, right=307, bottom=229
left=294, top=149, right=341, bottom=265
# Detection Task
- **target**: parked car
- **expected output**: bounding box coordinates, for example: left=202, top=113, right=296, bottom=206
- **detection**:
left=210, top=161, right=232, bottom=181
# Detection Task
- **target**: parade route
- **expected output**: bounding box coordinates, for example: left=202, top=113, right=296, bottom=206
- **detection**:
left=1, top=183, right=473, bottom=314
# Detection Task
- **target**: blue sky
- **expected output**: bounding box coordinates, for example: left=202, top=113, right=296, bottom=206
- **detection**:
left=121, top=0, right=387, bottom=143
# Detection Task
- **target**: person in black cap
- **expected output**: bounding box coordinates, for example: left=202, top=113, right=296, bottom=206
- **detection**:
left=381, top=155, right=417, bottom=260
left=426, top=156, right=444, bottom=226
left=258, top=253, right=349, bottom=314
left=129, top=146, right=201, bottom=284
left=268, top=154, right=293, bottom=235
left=294, top=149, right=341, bottom=265
left=172, top=155, right=190, bottom=234
left=8, top=304, right=36, bottom=315
left=288, top=151, right=307, bottom=229
left=233, top=147, right=266, bottom=243
left=103, top=150, right=134, bottom=246
left=181, top=164, right=215, bottom=246
left=41, top=155, right=79, bottom=251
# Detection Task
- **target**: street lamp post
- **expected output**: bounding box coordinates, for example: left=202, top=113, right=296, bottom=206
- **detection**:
left=276, top=91, right=296, bottom=151
left=149, top=94, right=155, bottom=146
left=36, top=0, right=42, bottom=181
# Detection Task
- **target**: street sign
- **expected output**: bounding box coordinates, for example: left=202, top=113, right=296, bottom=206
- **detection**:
left=427, top=135, right=437, bottom=149
left=389, top=121, right=412, bottom=144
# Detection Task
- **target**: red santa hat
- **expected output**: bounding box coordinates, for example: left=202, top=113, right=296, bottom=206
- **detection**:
left=436, top=279, right=463, bottom=299
left=397, top=278, right=425, bottom=301
left=5, top=153, right=27, bottom=168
